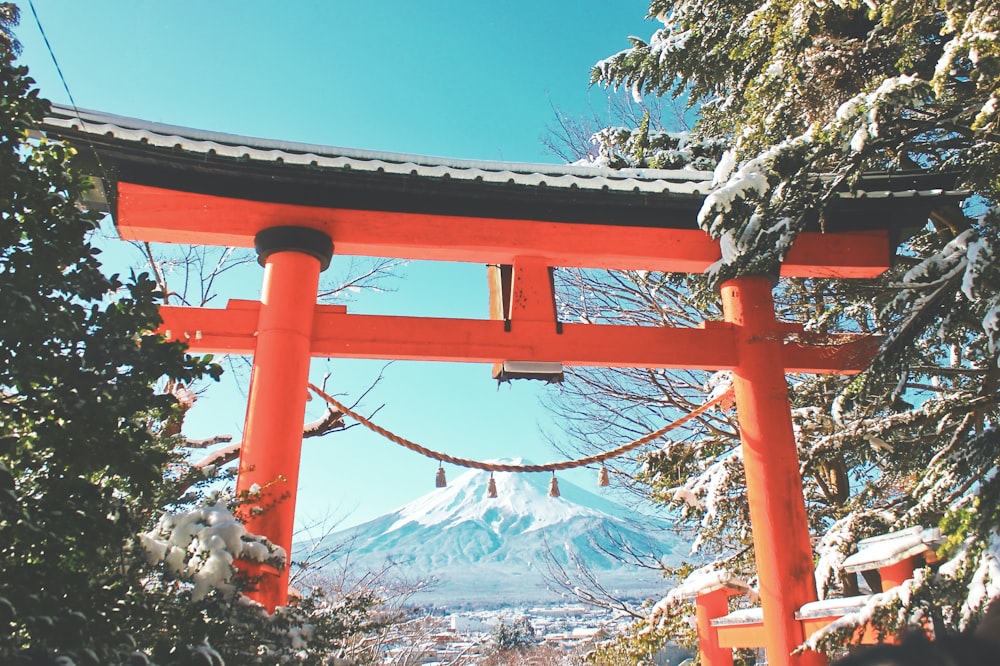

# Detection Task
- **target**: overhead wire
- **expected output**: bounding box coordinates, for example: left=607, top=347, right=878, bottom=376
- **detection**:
left=27, top=0, right=80, bottom=115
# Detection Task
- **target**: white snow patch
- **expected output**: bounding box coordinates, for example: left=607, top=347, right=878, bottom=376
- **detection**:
left=704, top=371, right=733, bottom=402
left=631, top=83, right=644, bottom=105
left=801, top=573, right=926, bottom=651
left=141, top=500, right=286, bottom=602
left=797, top=595, right=874, bottom=619
left=712, top=607, right=763, bottom=625
left=841, top=526, right=943, bottom=573
left=667, top=565, right=752, bottom=603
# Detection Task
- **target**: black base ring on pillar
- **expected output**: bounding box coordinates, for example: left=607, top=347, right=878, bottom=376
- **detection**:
left=255, top=226, right=334, bottom=271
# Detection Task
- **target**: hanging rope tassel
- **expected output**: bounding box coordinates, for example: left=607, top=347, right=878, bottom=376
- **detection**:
left=548, top=472, right=560, bottom=498
left=598, top=465, right=610, bottom=487
left=435, top=465, right=447, bottom=488
left=487, top=473, right=498, bottom=499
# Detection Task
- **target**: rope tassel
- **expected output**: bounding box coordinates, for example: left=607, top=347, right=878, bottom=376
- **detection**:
left=435, top=465, right=447, bottom=488
left=598, top=465, right=610, bottom=487
left=487, top=473, right=498, bottom=499
left=548, top=472, right=560, bottom=498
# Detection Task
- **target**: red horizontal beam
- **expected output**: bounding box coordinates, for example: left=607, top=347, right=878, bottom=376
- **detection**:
left=713, top=615, right=887, bottom=649
left=158, top=301, right=878, bottom=374
left=799, top=617, right=885, bottom=646
left=119, top=183, right=891, bottom=278
left=715, top=621, right=766, bottom=649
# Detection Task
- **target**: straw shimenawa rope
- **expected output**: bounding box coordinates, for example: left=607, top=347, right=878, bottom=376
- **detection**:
left=307, top=383, right=734, bottom=474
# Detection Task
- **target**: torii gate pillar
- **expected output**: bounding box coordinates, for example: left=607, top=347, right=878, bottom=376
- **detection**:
left=721, top=277, right=824, bottom=666
left=234, top=227, right=333, bottom=610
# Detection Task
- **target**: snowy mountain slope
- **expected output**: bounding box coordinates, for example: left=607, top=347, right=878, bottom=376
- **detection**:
left=304, top=462, right=689, bottom=605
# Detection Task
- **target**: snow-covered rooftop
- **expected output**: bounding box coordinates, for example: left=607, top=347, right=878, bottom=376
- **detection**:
left=668, top=567, right=752, bottom=601
left=795, top=595, right=874, bottom=619
left=710, top=607, right=764, bottom=626
left=841, top=526, right=943, bottom=573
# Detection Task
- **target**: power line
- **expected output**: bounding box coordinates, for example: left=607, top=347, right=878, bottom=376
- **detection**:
left=27, top=0, right=112, bottom=201
left=27, top=0, right=81, bottom=115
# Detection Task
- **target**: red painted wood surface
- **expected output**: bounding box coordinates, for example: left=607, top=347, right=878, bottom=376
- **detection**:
left=799, top=618, right=888, bottom=646
left=117, top=182, right=892, bottom=277
left=507, top=256, right=558, bottom=323
left=879, top=558, right=918, bottom=591
left=158, top=300, right=880, bottom=374
left=233, top=251, right=323, bottom=611
left=716, top=621, right=767, bottom=649
left=697, top=588, right=736, bottom=666
left=721, top=277, right=826, bottom=666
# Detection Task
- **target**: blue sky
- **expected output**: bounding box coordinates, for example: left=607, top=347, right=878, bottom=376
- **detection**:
left=15, top=1, right=659, bottom=532
left=19, top=1, right=654, bottom=161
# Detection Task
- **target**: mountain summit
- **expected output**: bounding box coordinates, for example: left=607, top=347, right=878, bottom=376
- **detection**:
left=308, top=462, right=688, bottom=605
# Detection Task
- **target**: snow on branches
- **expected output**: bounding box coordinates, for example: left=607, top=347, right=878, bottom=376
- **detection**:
left=698, top=136, right=811, bottom=281
left=801, top=570, right=930, bottom=653
left=889, top=219, right=1000, bottom=367
left=578, top=0, right=1000, bottom=655
left=939, top=531, right=1000, bottom=628
left=140, top=500, right=286, bottom=602
left=831, top=75, right=933, bottom=155
left=581, top=125, right=724, bottom=171
left=812, top=511, right=896, bottom=600
left=805, top=530, right=1000, bottom=652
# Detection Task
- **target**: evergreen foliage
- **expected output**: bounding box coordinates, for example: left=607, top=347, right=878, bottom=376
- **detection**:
left=552, top=0, right=1000, bottom=656
left=485, top=616, right=539, bottom=656
left=586, top=615, right=696, bottom=666
left=1, top=30, right=211, bottom=662
left=0, top=16, right=387, bottom=664
left=0, top=3, right=17, bottom=56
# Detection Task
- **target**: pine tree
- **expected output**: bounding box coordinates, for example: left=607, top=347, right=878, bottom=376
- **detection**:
left=486, top=616, right=538, bottom=657
left=549, top=0, right=1000, bottom=654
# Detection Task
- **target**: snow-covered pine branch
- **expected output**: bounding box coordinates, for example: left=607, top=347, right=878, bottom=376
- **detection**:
left=140, top=500, right=286, bottom=602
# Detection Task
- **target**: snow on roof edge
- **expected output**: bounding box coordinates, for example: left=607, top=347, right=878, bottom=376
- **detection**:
left=39, top=105, right=968, bottom=204
left=841, top=526, right=943, bottom=573
left=796, top=595, right=875, bottom=619
left=711, top=607, right=764, bottom=626
left=39, top=103, right=715, bottom=186
left=669, top=568, right=752, bottom=601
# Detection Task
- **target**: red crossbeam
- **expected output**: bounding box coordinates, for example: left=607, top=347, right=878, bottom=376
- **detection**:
left=714, top=617, right=887, bottom=649
left=119, top=183, right=892, bottom=278
left=158, top=300, right=880, bottom=374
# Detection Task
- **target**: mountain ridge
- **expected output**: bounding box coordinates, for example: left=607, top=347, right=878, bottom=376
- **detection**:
left=302, top=461, right=688, bottom=605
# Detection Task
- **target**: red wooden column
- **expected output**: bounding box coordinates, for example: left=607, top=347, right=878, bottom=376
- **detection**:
left=878, top=559, right=918, bottom=591
left=235, top=227, right=332, bottom=611
left=720, top=277, right=824, bottom=666
left=696, top=587, right=735, bottom=666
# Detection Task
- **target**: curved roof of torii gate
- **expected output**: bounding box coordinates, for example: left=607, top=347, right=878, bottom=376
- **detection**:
left=38, top=103, right=965, bottom=276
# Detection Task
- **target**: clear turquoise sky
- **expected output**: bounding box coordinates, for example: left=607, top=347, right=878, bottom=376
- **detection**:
left=18, top=1, right=654, bottom=161
left=15, top=1, right=658, bottom=532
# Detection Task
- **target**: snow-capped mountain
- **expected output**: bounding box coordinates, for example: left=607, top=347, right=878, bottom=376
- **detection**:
left=303, top=462, right=689, bottom=605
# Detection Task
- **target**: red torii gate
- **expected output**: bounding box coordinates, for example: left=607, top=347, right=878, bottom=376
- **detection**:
left=42, top=105, right=963, bottom=666
left=142, top=186, right=864, bottom=666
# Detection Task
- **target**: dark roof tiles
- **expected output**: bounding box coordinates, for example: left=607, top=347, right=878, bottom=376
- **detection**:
left=40, top=104, right=715, bottom=196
